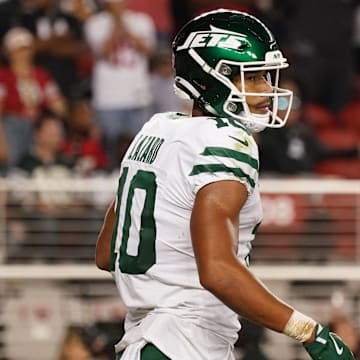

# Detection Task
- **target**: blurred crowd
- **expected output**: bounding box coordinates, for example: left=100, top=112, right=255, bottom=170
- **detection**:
left=0, top=0, right=358, bottom=183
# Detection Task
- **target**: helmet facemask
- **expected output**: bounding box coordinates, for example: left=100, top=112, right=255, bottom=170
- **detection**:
left=179, top=48, right=293, bottom=133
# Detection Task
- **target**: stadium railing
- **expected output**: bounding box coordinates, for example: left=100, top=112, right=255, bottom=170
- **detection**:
left=0, top=177, right=359, bottom=360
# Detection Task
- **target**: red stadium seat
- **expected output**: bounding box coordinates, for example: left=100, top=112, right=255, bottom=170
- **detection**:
left=337, top=101, right=360, bottom=135
left=303, top=103, right=337, bottom=130
left=316, top=128, right=358, bottom=149
left=314, top=128, right=359, bottom=178
left=315, top=158, right=360, bottom=179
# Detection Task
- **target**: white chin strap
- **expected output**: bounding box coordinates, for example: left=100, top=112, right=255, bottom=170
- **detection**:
left=238, top=111, right=270, bottom=133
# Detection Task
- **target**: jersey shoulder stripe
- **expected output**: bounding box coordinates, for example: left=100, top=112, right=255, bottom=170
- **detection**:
left=189, top=163, right=256, bottom=188
left=200, top=146, right=259, bottom=171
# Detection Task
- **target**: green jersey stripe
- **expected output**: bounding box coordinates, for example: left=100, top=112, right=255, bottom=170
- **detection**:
left=201, top=147, right=259, bottom=170
left=189, top=164, right=255, bottom=188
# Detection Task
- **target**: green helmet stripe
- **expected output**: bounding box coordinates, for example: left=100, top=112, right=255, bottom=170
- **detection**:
left=200, top=146, right=258, bottom=170
left=189, top=163, right=255, bottom=188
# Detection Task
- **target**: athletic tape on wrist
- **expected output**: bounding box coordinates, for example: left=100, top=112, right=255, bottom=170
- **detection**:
left=283, top=310, right=317, bottom=342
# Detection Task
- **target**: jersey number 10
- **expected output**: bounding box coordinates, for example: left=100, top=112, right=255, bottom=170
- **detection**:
left=111, top=167, right=157, bottom=274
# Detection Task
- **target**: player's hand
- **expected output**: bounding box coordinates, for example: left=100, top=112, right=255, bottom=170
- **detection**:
left=304, top=324, right=355, bottom=360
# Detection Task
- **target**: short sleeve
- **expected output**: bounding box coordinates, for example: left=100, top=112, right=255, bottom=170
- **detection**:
left=188, top=126, right=259, bottom=195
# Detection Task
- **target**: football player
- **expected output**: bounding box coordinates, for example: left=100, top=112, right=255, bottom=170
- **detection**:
left=96, top=9, right=355, bottom=360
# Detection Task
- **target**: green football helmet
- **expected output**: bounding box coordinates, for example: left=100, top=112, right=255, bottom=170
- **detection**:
left=172, top=9, right=293, bottom=132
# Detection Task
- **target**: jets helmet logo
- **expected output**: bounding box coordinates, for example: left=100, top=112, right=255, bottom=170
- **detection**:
left=177, top=26, right=249, bottom=51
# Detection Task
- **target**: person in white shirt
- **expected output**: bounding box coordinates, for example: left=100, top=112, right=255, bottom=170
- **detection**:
left=84, top=0, right=156, bottom=166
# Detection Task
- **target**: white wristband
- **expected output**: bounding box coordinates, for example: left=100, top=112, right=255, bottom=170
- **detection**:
left=283, top=310, right=317, bottom=342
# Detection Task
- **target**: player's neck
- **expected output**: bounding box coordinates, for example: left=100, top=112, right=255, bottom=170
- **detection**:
left=192, top=103, right=213, bottom=117
left=192, top=107, right=204, bottom=117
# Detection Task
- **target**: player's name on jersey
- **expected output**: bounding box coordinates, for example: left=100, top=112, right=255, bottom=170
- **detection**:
left=127, top=135, right=165, bottom=164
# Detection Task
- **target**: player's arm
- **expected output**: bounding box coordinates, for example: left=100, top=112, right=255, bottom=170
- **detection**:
left=95, top=199, right=116, bottom=271
left=191, top=180, right=297, bottom=333
left=191, top=180, right=355, bottom=360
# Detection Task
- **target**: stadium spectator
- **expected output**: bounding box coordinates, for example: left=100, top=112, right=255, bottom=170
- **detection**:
left=0, top=27, right=66, bottom=166
left=84, top=0, right=156, bottom=166
left=112, top=132, right=133, bottom=168
left=0, top=0, right=18, bottom=44
left=192, top=0, right=252, bottom=16
left=7, top=114, right=81, bottom=262
left=250, top=0, right=286, bottom=44
left=0, top=120, right=9, bottom=167
left=235, top=318, right=270, bottom=360
left=62, top=98, right=109, bottom=176
left=57, top=326, right=92, bottom=360
left=7, top=0, right=87, bottom=98
left=0, top=123, right=9, bottom=175
left=87, top=321, right=125, bottom=360
left=128, top=0, right=174, bottom=47
left=14, top=114, right=74, bottom=214
left=58, top=0, right=98, bottom=90
left=149, top=48, right=192, bottom=115
left=258, top=75, right=359, bottom=176
left=279, top=0, right=356, bottom=113
left=59, top=0, right=97, bottom=23
left=354, top=3, right=360, bottom=74
left=169, top=0, right=194, bottom=38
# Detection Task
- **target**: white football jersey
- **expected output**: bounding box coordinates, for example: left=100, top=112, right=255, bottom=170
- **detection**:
left=111, top=112, right=263, bottom=359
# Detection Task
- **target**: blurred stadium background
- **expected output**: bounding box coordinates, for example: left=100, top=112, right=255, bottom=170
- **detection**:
left=0, top=178, right=359, bottom=360
left=0, top=0, right=359, bottom=359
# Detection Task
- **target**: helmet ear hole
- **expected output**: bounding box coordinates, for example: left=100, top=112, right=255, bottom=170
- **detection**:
left=219, top=64, right=232, bottom=76
left=226, top=102, right=238, bottom=113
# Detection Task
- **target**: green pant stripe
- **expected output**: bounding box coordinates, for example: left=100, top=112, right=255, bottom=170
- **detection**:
left=116, top=343, right=170, bottom=359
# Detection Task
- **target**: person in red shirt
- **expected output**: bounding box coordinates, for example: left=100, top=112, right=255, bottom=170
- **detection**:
left=0, top=27, right=67, bottom=167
